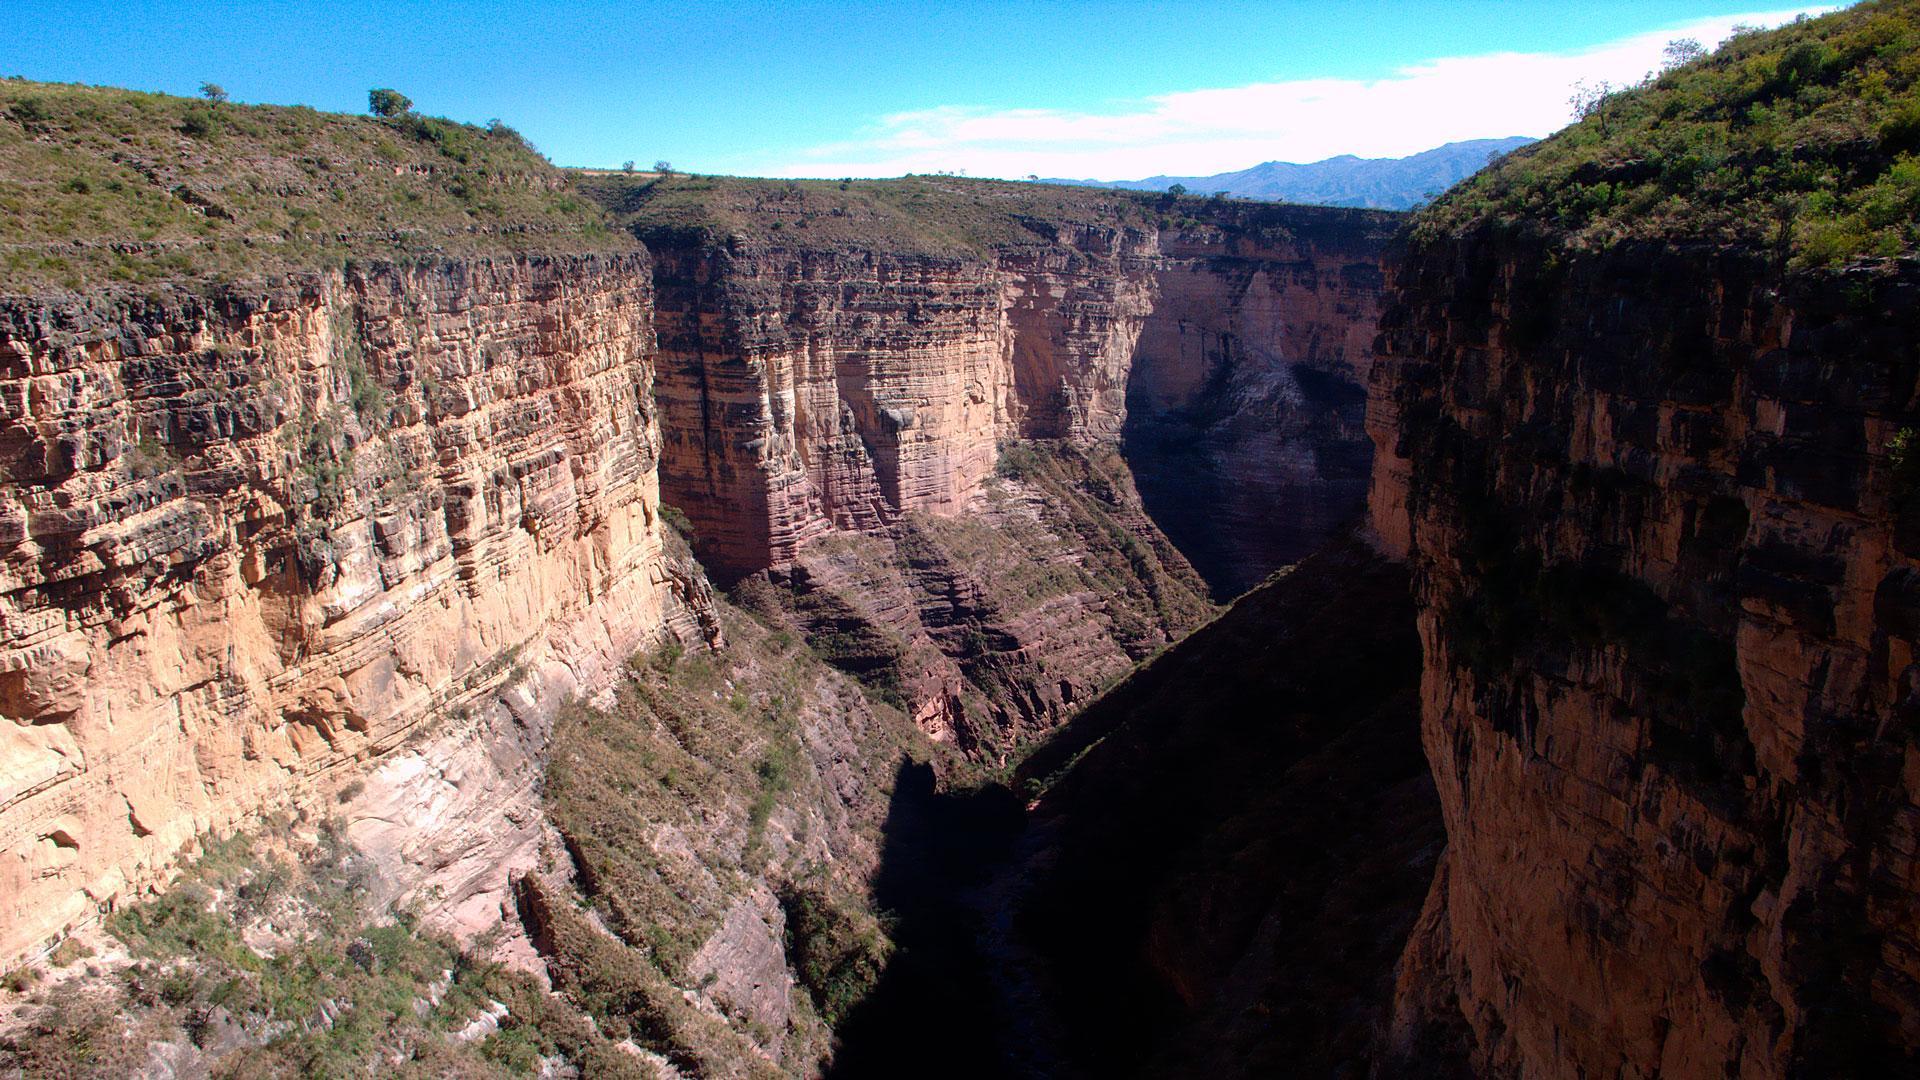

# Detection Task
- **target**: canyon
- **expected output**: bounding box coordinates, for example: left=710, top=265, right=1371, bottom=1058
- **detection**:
left=0, top=84, right=1404, bottom=1076
left=615, top=185, right=1396, bottom=751
left=8, top=4, right=1920, bottom=1074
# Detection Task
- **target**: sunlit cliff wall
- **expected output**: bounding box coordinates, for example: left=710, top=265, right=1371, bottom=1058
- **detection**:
left=0, top=256, right=702, bottom=966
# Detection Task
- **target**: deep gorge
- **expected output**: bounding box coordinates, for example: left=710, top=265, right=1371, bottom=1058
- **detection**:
left=8, top=6, right=1920, bottom=1072
left=0, top=157, right=1410, bottom=1075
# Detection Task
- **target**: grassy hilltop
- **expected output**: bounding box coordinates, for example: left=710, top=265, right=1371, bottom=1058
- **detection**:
left=0, top=79, right=632, bottom=291
left=576, top=170, right=1167, bottom=257
left=0, top=77, right=1401, bottom=293
left=1421, top=0, right=1920, bottom=267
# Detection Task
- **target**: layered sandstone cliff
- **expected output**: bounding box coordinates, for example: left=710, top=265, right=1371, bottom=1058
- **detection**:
left=615, top=187, right=1396, bottom=749
left=643, top=222, right=1161, bottom=580
left=633, top=193, right=1395, bottom=594
left=1364, top=6, right=1920, bottom=1072
left=1126, top=209, right=1393, bottom=594
left=1373, top=234, right=1920, bottom=1075
left=0, top=256, right=704, bottom=969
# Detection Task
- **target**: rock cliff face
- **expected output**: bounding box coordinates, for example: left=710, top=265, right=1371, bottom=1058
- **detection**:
left=1372, top=234, right=1920, bottom=1075
left=634, top=202, right=1394, bottom=749
left=644, top=225, right=1160, bottom=580
left=644, top=205, right=1394, bottom=595
left=0, top=256, right=707, bottom=969
left=1126, top=211, right=1392, bottom=595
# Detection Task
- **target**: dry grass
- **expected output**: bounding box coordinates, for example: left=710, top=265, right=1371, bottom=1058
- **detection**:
left=0, top=78, right=632, bottom=290
left=581, top=170, right=1177, bottom=257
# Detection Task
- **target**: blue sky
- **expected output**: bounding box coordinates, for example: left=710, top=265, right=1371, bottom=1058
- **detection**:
left=2, top=1, right=1838, bottom=178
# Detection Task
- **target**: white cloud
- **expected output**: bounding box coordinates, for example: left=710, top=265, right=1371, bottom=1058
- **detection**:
left=770, top=7, right=1837, bottom=180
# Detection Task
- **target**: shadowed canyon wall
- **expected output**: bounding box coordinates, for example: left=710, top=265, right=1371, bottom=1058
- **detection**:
left=0, top=256, right=714, bottom=968
left=1126, top=211, right=1393, bottom=595
left=1002, top=538, right=1439, bottom=1078
left=1371, top=235, right=1920, bottom=1076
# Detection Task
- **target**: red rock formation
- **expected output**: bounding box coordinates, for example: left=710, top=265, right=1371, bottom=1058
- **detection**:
left=1127, top=210, right=1396, bottom=594
left=645, top=204, right=1396, bottom=597
left=646, top=226, right=1161, bottom=581
left=1372, top=234, right=1920, bottom=1075
left=0, top=256, right=706, bottom=969
left=638, top=205, right=1395, bottom=747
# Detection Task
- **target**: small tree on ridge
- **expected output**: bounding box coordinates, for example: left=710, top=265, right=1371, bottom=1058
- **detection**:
left=1662, top=38, right=1707, bottom=70
left=368, top=88, right=412, bottom=118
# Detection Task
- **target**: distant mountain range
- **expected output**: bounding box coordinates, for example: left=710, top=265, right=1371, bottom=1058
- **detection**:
left=1049, top=137, right=1537, bottom=210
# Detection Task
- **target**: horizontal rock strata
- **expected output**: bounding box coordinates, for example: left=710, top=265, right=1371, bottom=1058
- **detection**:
left=1373, top=236, right=1920, bottom=1076
left=0, top=255, right=695, bottom=968
left=643, top=206, right=1396, bottom=593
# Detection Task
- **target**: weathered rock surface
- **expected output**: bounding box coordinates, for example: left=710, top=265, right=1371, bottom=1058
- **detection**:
left=0, top=256, right=701, bottom=969
left=636, top=204, right=1394, bottom=751
left=1372, top=233, right=1920, bottom=1075
left=641, top=205, right=1395, bottom=597
left=771, top=442, right=1214, bottom=757
left=1125, top=211, right=1394, bottom=595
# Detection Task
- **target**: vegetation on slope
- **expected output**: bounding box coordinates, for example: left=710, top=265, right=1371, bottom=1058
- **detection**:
left=0, top=79, right=630, bottom=290
left=580, top=171, right=1156, bottom=257
left=739, top=440, right=1216, bottom=761
left=538, top=599, right=926, bottom=1075
left=0, top=822, right=644, bottom=1078
left=0, top=76, right=1400, bottom=290
left=963, top=440, right=1214, bottom=651
left=1419, top=0, right=1920, bottom=266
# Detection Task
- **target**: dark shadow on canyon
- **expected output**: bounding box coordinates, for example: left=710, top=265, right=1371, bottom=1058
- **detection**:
left=1120, top=343, right=1374, bottom=601
left=824, top=536, right=1450, bottom=1079
left=821, top=758, right=1027, bottom=1079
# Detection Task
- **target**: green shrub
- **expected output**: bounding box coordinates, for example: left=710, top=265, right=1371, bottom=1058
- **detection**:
left=47, top=937, right=93, bottom=967
left=179, top=104, right=224, bottom=138
left=778, top=885, right=889, bottom=1027
left=1415, top=3, right=1920, bottom=266
left=367, top=87, right=412, bottom=118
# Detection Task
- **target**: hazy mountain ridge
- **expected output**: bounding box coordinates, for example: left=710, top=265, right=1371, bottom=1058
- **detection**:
left=1050, top=136, right=1536, bottom=209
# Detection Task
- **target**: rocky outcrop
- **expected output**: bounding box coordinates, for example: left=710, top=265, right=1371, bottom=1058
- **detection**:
left=641, top=204, right=1395, bottom=595
left=645, top=225, right=1160, bottom=581
left=1126, top=209, right=1395, bottom=595
left=0, top=256, right=704, bottom=969
left=1373, top=233, right=1920, bottom=1075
